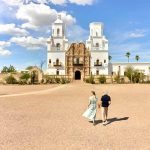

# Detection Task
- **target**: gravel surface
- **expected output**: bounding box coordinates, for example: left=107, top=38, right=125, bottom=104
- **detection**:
left=0, top=83, right=150, bottom=150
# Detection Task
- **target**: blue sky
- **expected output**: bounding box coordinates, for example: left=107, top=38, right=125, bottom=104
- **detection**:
left=0, top=0, right=150, bottom=70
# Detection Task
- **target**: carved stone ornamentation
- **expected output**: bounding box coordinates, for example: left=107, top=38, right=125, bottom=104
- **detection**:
left=66, top=43, right=91, bottom=80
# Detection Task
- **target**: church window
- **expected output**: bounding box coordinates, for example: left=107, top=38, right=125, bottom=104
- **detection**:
left=96, top=31, right=98, bottom=36
left=104, top=59, right=106, bottom=63
left=56, top=69, right=59, bottom=75
left=96, top=59, right=99, bottom=65
left=91, top=29, right=93, bottom=35
left=76, top=58, right=79, bottom=64
left=56, top=59, right=59, bottom=65
left=57, top=28, right=60, bottom=36
left=96, top=43, right=99, bottom=47
left=102, top=42, right=105, bottom=48
left=96, top=70, right=99, bottom=75
left=49, top=59, right=51, bottom=63
left=56, top=43, right=61, bottom=50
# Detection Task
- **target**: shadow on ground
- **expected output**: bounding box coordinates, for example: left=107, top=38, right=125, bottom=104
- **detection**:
left=92, top=117, right=129, bottom=126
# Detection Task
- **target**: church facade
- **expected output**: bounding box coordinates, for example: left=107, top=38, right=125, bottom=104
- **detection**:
left=47, top=15, right=109, bottom=80
left=47, top=15, right=150, bottom=80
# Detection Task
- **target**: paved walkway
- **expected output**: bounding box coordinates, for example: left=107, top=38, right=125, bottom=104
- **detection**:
left=0, top=83, right=150, bottom=150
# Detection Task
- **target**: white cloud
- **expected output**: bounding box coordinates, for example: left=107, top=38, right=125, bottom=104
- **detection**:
left=0, top=24, right=28, bottom=36
left=0, top=41, right=11, bottom=47
left=128, top=32, right=145, bottom=38
left=0, top=48, right=12, bottom=56
left=16, top=3, right=76, bottom=30
left=2, top=0, right=95, bottom=6
left=69, top=0, right=95, bottom=5
left=67, top=25, right=89, bottom=42
left=1, top=0, right=22, bottom=6
left=50, top=0, right=67, bottom=5
left=59, top=11, right=76, bottom=25
left=124, top=29, right=146, bottom=39
left=10, top=36, right=47, bottom=50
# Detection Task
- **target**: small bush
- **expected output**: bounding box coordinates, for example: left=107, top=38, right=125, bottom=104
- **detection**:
left=55, top=78, right=61, bottom=83
left=18, top=79, right=27, bottom=85
left=20, top=73, right=30, bottom=80
left=85, top=75, right=95, bottom=84
left=5, top=75, right=17, bottom=84
left=60, top=77, right=70, bottom=84
left=85, top=78, right=89, bottom=83
left=98, top=75, right=106, bottom=84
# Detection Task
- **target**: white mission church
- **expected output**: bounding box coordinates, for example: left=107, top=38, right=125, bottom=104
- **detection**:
left=46, top=15, right=150, bottom=80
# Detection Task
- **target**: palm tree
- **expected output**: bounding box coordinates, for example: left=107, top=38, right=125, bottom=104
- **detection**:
left=135, top=55, right=140, bottom=62
left=109, top=55, right=112, bottom=62
left=125, top=52, right=131, bottom=62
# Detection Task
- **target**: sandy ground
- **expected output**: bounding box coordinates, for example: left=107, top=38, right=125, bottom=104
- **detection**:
left=0, top=82, right=150, bottom=150
left=0, top=84, right=59, bottom=95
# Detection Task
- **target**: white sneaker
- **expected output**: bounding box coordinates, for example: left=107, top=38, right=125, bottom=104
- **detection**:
left=102, top=121, right=105, bottom=125
left=105, top=120, right=108, bottom=124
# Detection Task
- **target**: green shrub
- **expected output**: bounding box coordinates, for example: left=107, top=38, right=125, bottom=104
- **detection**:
left=60, top=77, right=70, bottom=84
left=124, top=66, right=134, bottom=82
left=114, top=75, right=120, bottom=83
left=98, top=75, right=106, bottom=84
left=133, top=70, right=145, bottom=83
left=19, top=73, right=30, bottom=85
left=55, top=78, right=61, bottom=83
left=20, top=73, right=30, bottom=80
left=85, top=78, right=89, bottom=83
left=85, top=75, right=95, bottom=84
left=5, top=75, right=17, bottom=84
left=125, top=66, right=145, bottom=83
left=18, top=79, right=27, bottom=85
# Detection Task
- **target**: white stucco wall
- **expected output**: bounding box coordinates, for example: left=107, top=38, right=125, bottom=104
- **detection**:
left=91, top=51, right=108, bottom=75
left=47, top=51, right=66, bottom=75
left=112, top=63, right=150, bottom=76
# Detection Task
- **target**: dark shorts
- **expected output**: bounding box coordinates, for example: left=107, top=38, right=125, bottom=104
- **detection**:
left=101, top=104, right=109, bottom=107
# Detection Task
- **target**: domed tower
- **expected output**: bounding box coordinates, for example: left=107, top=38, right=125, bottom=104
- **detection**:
left=47, top=15, right=69, bottom=75
left=86, top=22, right=109, bottom=75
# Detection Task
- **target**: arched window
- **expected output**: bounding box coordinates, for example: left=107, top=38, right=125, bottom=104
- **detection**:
left=91, top=29, right=93, bottom=35
left=96, top=31, right=98, bottom=36
left=56, top=69, right=59, bottom=75
left=49, top=59, right=51, bottom=63
left=74, top=58, right=80, bottom=64
left=96, top=43, right=99, bottom=47
left=56, top=43, right=61, bottom=50
left=96, top=70, right=99, bottom=75
left=96, top=59, right=99, bottom=65
left=56, top=59, right=59, bottom=65
left=57, top=28, right=60, bottom=36
left=76, top=58, right=79, bottom=64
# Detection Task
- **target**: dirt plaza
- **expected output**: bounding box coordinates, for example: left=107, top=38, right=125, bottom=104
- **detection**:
left=0, top=83, right=150, bottom=150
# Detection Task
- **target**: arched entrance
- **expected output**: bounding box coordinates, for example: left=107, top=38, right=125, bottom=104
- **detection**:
left=31, top=70, right=38, bottom=84
left=75, top=71, right=81, bottom=80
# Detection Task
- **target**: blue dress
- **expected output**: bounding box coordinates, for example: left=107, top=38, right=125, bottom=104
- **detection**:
left=82, top=96, right=98, bottom=120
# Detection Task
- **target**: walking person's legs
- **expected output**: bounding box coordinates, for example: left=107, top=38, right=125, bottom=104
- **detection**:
left=92, top=116, right=95, bottom=125
left=105, top=107, right=108, bottom=123
left=101, top=107, right=106, bottom=124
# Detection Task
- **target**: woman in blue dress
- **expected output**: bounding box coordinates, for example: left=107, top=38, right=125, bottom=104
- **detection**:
left=82, top=91, right=98, bottom=125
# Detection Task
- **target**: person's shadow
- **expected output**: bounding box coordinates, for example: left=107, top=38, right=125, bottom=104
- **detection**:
left=94, top=117, right=129, bottom=126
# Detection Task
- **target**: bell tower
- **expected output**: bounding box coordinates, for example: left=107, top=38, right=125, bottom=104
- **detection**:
left=86, top=22, right=109, bottom=75
left=47, top=14, right=69, bottom=75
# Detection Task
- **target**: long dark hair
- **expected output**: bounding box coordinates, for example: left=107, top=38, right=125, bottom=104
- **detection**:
left=91, top=91, right=96, bottom=98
